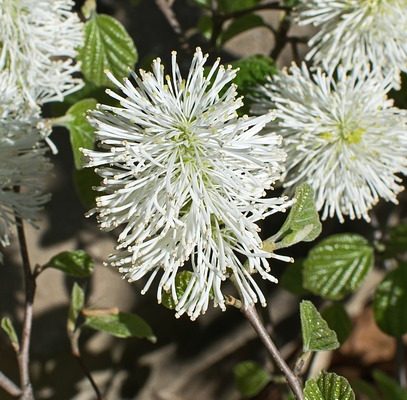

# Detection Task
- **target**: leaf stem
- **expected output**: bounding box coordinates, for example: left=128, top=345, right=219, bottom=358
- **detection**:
left=68, top=329, right=103, bottom=400
left=241, top=305, right=304, bottom=400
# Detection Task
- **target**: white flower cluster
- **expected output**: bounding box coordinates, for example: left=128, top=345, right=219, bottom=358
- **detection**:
left=0, top=74, right=52, bottom=250
left=251, top=0, right=407, bottom=223
left=254, top=65, right=407, bottom=222
left=84, top=49, right=291, bottom=319
left=0, top=0, right=83, bottom=105
left=0, top=0, right=83, bottom=252
left=296, top=0, right=407, bottom=87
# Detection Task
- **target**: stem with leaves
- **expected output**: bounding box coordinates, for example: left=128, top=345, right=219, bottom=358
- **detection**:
left=241, top=305, right=304, bottom=400
left=15, top=216, right=35, bottom=400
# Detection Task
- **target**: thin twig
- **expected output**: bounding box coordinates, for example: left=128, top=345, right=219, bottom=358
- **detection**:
left=155, top=0, right=189, bottom=50
left=69, top=329, right=103, bottom=400
left=0, top=371, right=22, bottom=398
left=15, top=216, right=35, bottom=400
left=396, top=337, right=406, bottom=388
left=241, top=305, right=304, bottom=400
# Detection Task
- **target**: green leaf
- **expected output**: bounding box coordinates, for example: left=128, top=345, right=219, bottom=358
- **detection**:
left=350, top=379, right=378, bottom=400
left=47, top=250, right=94, bottom=278
left=280, top=259, right=308, bottom=295
left=373, top=370, right=407, bottom=400
left=219, top=0, right=259, bottom=12
left=373, top=265, right=407, bottom=337
left=162, top=271, right=194, bottom=310
left=266, top=183, right=322, bottom=250
left=73, top=168, right=101, bottom=209
left=384, top=223, right=407, bottom=257
left=230, top=55, right=277, bottom=114
left=67, top=283, right=85, bottom=334
left=321, top=303, right=352, bottom=345
left=1, top=317, right=19, bottom=351
left=220, top=14, right=265, bottom=44
left=84, top=311, right=156, bottom=342
left=197, top=15, right=213, bottom=40
left=300, top=301, right=339, bottom=352
left=78, top=14, right=138, bottom=87
left=303, top=234, right=374, bottom=300
left=64, top=98, right=97, bottom=169
left=233, top=361, right=271, bottom=398
left=304, top=372, right=355, bottom=400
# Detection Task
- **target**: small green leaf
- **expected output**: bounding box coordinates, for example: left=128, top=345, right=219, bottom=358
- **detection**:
left=67, top=283, right=85, bottom=334
left=73, top=168, right=101, bottom=209
left=304, top=372, right=355, bottom=400
left=65, top=98, right=97, bottom=169
left=373, top=265, right=407, bottom=337
left=1, top=317, right=19, bottom=351
left=220, top=14, right=265, bottom=44
left=268, top=183, right=322, bottom=249
left=230, top=55, right=277, bottom=114
left=321, top=303, right=352, bottom=345
left=384, top=223, right=407, bottom=257
left=303, top=234, right=374, bottom=300
left=47, top=250, right=94, bottom=278
left=280, top=259, right=308, bottom=295
left=233, top=361, right=271, bottom=398
left=162, top=271, right=194, bottom=310
left=78, top=14, right=138, bottom=87
left=219, top=0, right=259, bottom=12
left=373, top=370, right=407, bottom=400
left=84, top=311, right=156, bottom=342
left=300, top=300, right=339, bottom=352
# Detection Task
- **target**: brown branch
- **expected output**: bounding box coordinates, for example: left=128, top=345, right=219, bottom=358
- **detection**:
left=270, top=10, right=292, bottom=60
left=241, top=305, right=304, bottom=400
left=0, top=371, right=22, bottom=398
left=15, top=216, right=35, bottom=400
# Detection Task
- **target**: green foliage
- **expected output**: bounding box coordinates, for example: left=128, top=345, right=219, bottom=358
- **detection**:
left=65, top=98, right=97, bottom=169
left=220, top=14, right=265, bottom=44
left=300, top=301, right=339, bottom=352
left=233, top=361, right=271, bottom=398
left=78, top=13, right=138, bottom=87
left=162, top=271, right=194, bottom=309
left=280, top=259, right=307, bottom=295
left=197, top=15, right=213, bottom=40
left=384, top=223, right=407, bottom=257
left=303, top=234, right=374, bottom=300
left=1, top=317, right=19, bottom=351
left=84, top=311, right=156, bottom=342
left=350, top=379, right=378, bottom=400
left=230, top=55, right=277, bottom=114
left=267, top=183, right=321, bottom=250
left=304, top=372, right=355, bottom=400
left=321, top=303, right=352, bottom=344
left=373, top=264, right=407, bottom=337
left=67, top=283, right=85, bottom=334
left=373, top=370, right=407, bottom=400
left=218, top=0, right=259, bottom=12
left=73, top=168, right=101, bottom=209
left=46, top=250, right=94, bottom=278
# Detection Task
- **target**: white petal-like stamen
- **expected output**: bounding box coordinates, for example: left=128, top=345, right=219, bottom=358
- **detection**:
left=0, top=0, right=83, bottom=105
left=253, top=63, right=407, bottom=222
left=84, top=49, right=291, bottom=319
left=296, top=0, right=407, bottom=87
